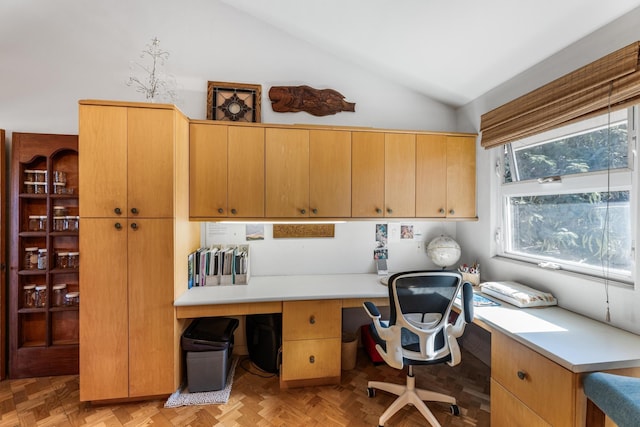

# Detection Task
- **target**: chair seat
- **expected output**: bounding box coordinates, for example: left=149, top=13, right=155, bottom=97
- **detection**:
left=584, top=372, right=640, bottom=427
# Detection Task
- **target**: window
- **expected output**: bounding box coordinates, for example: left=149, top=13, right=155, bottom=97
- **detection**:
left=496, top=107, right=637, bottom=283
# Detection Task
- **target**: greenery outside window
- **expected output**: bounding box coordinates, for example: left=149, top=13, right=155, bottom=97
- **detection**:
left=497, top=107, right=637, bottom=283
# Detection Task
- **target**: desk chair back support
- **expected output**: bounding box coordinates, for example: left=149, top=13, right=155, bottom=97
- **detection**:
left=363, top=270, right=474, bottom=427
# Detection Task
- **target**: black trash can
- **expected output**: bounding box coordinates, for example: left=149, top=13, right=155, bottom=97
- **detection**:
left=181, top=316, right=239, bottom=392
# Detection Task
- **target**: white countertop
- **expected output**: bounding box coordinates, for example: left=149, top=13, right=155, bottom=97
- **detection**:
left=174, top=274, right=640, bottom=373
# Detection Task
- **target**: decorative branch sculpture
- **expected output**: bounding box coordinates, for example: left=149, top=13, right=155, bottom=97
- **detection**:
left=268, top=85, right=356, bottom=116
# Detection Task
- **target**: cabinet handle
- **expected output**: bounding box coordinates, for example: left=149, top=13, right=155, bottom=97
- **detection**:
left=131, top=223, right=138, bottom=230
left=114, top=222, right=122, bottom=230
left=517, top=370, right=527, bottom=380
left=439, top=208, right=445, bottom=214
left=218, top=208, right=224, bottom=214
left=449, top=209, right=455, bottom=215
left=114, top=208, right=122, bottom=215
left=376, top=208, right=382, bottom=214
left=300, top=209, right=306, bottom=215
left=231, top=208, right=237, bottom=215
left=131, top=208, right=139, bottom=215
left=309, top=355, right=315, bottom=364
left=387, top=208, right=393, bottom=214
left=312, top=208, right=318, bottom=215
left=309, top=315, right=316, bottom=325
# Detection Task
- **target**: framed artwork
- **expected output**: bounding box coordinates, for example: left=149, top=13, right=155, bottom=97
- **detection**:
left=207, top=81, right=261, bottom=122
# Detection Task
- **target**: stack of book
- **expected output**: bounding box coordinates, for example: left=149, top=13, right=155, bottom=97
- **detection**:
left=188, top=244, right=250, bottom=287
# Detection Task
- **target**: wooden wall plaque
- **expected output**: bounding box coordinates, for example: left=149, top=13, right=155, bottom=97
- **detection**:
left=273, top=224, right=335, bottom=239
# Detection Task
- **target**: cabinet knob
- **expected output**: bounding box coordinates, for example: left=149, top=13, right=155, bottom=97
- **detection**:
left=376, top=208, right=382, bottom=214
left=300, top=209, right=306, bottom=215
left=309, top=355, right=315, bottom=364
left=218, top=208, right=224, bottom=214
left=131, top=223, right=138, bottom=230
left=309, top=315, right=316, bottom=325
left=114, top=208, right=122, bottom=215
left=131, top=208, right=139, bottom=215
left=312, top=208, right=318, bottom=215
left=115, top=222, right=122, bottom=230
left=439, top=208, right=445, bottom=214
left=231, top=208, right=237, bottom=215
left=387, top=208, right=393, bottom=214
left=517, top=370, right=527, bottom=380
left=449, top=209, right=455, bottom=215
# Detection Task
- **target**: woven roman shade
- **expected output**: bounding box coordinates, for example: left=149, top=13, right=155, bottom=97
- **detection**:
left=480, top=41, right=640, bottom=149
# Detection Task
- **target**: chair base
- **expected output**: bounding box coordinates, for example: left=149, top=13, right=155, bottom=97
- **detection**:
left=368, top=368, right=457, bottom=427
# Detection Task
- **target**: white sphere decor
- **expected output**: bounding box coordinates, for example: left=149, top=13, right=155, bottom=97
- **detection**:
left=427, top=235, right=461, bottom=268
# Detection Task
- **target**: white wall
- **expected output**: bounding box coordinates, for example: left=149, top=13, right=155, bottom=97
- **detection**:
left=0, top=0, right=456, bottom=136
left=456, top=8, right=640, bottom=334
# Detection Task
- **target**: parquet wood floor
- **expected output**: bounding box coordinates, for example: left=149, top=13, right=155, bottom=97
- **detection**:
left=0, top=348, right=490, bottom=426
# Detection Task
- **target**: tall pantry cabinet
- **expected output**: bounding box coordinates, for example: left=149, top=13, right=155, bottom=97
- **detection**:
left=78, top=100, right=200, bottom=401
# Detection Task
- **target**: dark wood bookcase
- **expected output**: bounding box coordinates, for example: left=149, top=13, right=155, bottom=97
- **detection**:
left=9, top=132, right=79, bottom=378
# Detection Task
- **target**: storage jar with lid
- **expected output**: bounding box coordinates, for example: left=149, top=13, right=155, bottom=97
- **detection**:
left=28, top=215, right=41, bottom=231
left=56, top=251, right=69, bottom=269
left=65, top=291, right=79, bottom=306
left=53, top=170, right=66, bottom=183
left=24, top=169, right=36, bottom=182
left=53, top=206, right=68, bottom=216
left=53, top=216, right=66, bottom=231
left=52, top=284, right=67, bottom=307
left=37, top=249, right=47, bottom=270
left=68, top=252, right=79, bottom=269
left=66, top=216, right=79, bottom=231
left=24, top=181, right=35, bottom=194
left=33, top=170, right=46, bottom=182
left=24, top=247, right=39, bottom=269
left=35, top=285, right=47, bottom=307
left=23, top=284, right=36, bottom=308
left=34, top=182, right=46, bottom=194
left=53, top=182, right=66, bottom=194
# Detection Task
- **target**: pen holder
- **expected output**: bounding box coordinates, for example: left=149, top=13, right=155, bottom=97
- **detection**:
left=462, top=272, right=480, bottom=287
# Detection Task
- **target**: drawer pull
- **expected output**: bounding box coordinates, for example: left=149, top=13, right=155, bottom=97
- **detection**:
left=309, top=315, right=316, bottom=325
left=517, top=370, right=527, bottom=380
left=309, top=355, right=315, bottom=364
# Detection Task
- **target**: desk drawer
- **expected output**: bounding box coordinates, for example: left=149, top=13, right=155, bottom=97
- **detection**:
left=492, top=332, right=575, bottom=426
left=281, top=338, right=341, bottom=381
left=282, top=299, right=341, bottom=340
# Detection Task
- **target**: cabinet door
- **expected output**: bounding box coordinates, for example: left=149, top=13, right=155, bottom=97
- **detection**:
left=79, top=105, right=127, bottom=218
left=491, top=379, right=551, bottom=427
left=189, top=123, right=228, bottom=218
left=128, top=218, right=175, bottom=397
left=127, top=108, right=175, bottom=218
left=385, top=133, right=416, bottom=217
left=446, top=136, right=476, bottom=218
left=228, top=126, right=265, bottom=218
left=352, top=132, right=385, bottom=217
left=416, top=134, right=447, bottom=218
left=79, top=218, right=128, bottom=401
left=309, top=130, right=351, bottom=217
left=265, top=128, right=309, bottom=217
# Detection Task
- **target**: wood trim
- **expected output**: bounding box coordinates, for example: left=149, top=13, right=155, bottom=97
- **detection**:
left=175, top=301, right=283, bottom=319
left=0, top=129, right=4, bottom=380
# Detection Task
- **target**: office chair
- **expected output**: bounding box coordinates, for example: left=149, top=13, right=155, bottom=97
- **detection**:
left=363, top=270, right=474, bottom=427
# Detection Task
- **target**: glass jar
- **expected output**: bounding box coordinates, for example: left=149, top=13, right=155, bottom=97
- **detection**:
left=33, top=170, right=46, bottom=183
left=52, top=284, right=67, bottom=307
left=64, top=291, right=79, bottom=307
left=39, top=215, right=47, bottom=231
left=24, top=169, right=36, bottom=182
left=53, top=206, right=68, bottom=217
left=37, top=249, right=47, bottom=270
left=66, top=216, right=79, bottom=231
left=68, top=252, right=79, bottom=269
left=53, top=182, right=66, bottom=194
left=53, top=216, right=66, bottom=231
left=24, top=247, right=39, bottom=269
left=23, top=284, right=36, bottom=308
left=24, top=181, right=35, bottom=194
left=28, top=215, right=41, bottom=231
left=34, top=182, right=47, bottom=194
left=35, top=285, right=47, bottom=307
left=53, top=170, right=67, bottom=183
left=56, top=251, right=69, bottom=269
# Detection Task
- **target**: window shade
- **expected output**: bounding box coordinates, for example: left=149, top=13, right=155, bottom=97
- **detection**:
left=480, top=41, right=640, bottom=149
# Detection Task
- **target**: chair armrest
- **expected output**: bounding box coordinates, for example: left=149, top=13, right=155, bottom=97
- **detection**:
left=363, top=301, right=381, bottom=319
left=462, top=281, right=474, bottom=323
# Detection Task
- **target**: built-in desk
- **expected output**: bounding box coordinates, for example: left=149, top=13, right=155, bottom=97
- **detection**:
left=174, top=274, right=640, bottom=424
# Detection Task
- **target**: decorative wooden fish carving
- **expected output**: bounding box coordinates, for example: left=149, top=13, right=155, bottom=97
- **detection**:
left=268, top=85, right=356, bottom=116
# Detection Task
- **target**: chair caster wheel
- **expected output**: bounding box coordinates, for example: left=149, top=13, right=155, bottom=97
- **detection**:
left=450, top=404, right=460, bottom=416
left=367, top=387, right=376, bottom=398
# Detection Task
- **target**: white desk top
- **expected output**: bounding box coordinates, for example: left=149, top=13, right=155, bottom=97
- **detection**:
left=174, top=274, right=640, bottom=374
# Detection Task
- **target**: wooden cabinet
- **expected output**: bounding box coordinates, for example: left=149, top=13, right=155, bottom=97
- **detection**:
left=266, top=128, right=351, bottom=218
left=280, top=299, right=342, bottom=387
left=189, top=123, right=265, bottom=219
left=78, top=101, right=199, bottom=401
left=416, top=134, right=476, bottom=218
left=491, top=331, right=575, bottom=426
left=9, top=132, right=80, bottom=378
left=352, top=132, right=416, bottom=218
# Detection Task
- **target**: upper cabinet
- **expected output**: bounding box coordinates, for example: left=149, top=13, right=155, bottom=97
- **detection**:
left=189, top=120, right=476, bottom=221
left=189, top=122, right=265, bottom=219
